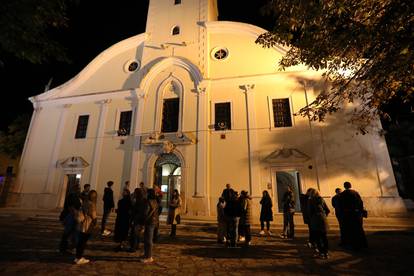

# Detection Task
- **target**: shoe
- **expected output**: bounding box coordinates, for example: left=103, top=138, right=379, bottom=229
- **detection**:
left=101, top=229, right=111, bottom=237
left=141, top=257, right=154, bottom=263
left=259, top=230, right=265, bottom=235
left=279, top=234, right=286, bottom=239
left=239, top=236, right=245, bottom=242
left=74, top=257, right=90, bottom=265
left=267, top=231, right=272, bottom=236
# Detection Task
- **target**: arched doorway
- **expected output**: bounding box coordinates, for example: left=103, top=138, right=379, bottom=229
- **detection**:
left=154, top=153, right=182, bottom=212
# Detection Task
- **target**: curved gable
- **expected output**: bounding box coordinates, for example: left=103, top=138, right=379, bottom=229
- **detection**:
left=205, top=21, right=292, bottom=79
left=35, top=33, right=148, bottom=101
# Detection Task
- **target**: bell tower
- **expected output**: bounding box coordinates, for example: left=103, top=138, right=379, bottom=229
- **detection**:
left=143, top=0, right=218, bottom=74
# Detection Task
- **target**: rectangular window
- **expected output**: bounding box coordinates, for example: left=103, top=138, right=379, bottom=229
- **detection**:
left=75, top=115, right=89, bottom=139
left=174, top=0, right=181, bottom=5
left=118, top=110, right=132, bottom=136
left=272, top=98, right=292, bottom=127
left=161, top=98, right=180, bottom=133
left=214, top=102, right=231, bottom=130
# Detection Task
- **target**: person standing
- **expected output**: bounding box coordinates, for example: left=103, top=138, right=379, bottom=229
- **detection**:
left=142, top=188, right=159, bottom=264
left=59, top=183, right=82, bottom=253
left=300, top=188, right=316, bottom=248
left=129, top=188, right=146, bottom=252
left=74, top=190, right=98, bottom=265
left=80, top=184, right=91, bottom=202
left=216, top=197, right=227, bottom=244
left=101, top=181, right=115, bottom=236
left=221, top=183, right=235, bottom=203
left=259, top=190, right=273, bottom=236
left=167, top=189, right=182, bottom=238
left=340, top=181, right=368, bottom=250
left=224, top=192, right=238, bottom=247
left=280, top=186, right=295, bottom=239
left=153, top=184, right=163, bottom=242
left=308, top=189, right=330, bottom=259
left=114, top=189, right=132, bottom=251
left=331, top=188, right=344, bottom=246
left=239, top=191, right=252, bottom=246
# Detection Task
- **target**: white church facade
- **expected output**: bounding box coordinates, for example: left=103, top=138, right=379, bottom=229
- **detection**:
left=13, top=0, right=407, bottom=217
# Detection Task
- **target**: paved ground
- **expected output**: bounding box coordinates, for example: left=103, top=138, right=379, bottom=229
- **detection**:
left=0, top=211, right=413, bottom=276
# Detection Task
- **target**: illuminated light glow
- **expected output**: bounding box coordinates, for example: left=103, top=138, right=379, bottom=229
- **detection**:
left=76, top=174, right=82, bottom=179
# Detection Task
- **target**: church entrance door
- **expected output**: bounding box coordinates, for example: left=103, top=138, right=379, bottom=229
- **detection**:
left=154, top=153, right=182, bottom=212
left=275, top=171, right=302, bottom=213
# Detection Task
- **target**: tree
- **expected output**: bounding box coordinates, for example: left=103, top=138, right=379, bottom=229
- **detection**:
left=256, top=0, right=414, bottom=132
left=0, top=0, right=74, bottom=65
left=0, top=114, right=31, bottom=159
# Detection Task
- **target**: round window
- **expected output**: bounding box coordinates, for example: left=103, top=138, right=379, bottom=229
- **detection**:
left=211, top=47, right=229, bottom=61
left=124, top=60, right=141, bottom=73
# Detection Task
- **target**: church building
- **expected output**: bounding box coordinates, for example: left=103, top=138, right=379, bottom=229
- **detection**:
left=13, top=0, right=408, bottom=217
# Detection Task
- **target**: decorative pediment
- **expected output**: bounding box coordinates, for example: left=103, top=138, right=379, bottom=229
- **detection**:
left=58, top=156, right=89, bottom=169
left=142, top=132, right=196, bottom=150
left=263, top=148, right=311, bottom=164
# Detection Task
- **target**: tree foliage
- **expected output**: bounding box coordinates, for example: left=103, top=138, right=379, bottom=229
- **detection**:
left=257, top=0, right=414, bottom=132
left=0, top=114, right=31, bottom=159
left=0, top=0, right=73, bottom=64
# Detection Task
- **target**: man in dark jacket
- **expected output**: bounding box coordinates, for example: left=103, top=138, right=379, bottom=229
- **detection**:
left=340, top=181, right=368, bottom=250
left=221, top=183, right=235, bottom=203
left=129, top=188, right=146, bottom=252
left=59, top=183, right=82, bottom=253
left=142, top=189, right=159, bottom=263
left=281, top=186, right=295, bottom=239
left=101, top=181, right=115, bottom=236
left=331, top=188, right=344, bottom=246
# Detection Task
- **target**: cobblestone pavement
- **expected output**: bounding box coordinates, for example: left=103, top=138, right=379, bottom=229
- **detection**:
left=0, top=213, right=413, bottom=276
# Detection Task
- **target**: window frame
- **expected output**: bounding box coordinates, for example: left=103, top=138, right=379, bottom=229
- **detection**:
left=114, top=108, right=135, bottom=138
left=74, top=114, right=90, bottom=139
left=211, top=101, right=234, bottom=132
left=172, top=25, right=180, bottom=36
left=268, top=96, right=294, bottom=129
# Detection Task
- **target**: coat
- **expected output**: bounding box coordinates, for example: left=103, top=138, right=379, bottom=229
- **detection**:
left=78, top=199, right=97, bottom=234
left=114, top=197, right=132, bottom=242
left=259, top=196, right=273, bottom=222
left=308, top=196, right=330, bottom=233
left=167, top=196, right=182, bottom=225
left=239, top=197, right=252, bottom=226
left=144, top=199, right=159, bottom=226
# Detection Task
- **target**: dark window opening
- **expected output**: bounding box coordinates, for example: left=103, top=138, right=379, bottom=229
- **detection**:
left=215, top=102, right=231, bottom=130
left=118, top=111, right=133, bottom=136
left=172, top=26, right=180, bottom=35
left=272, top=98, right=292, bottom=127
left=75, top=115, right=89, bottom=139
left=161, top=98, right=180, bottom=133
left=174, top=0, right=181, bottom=5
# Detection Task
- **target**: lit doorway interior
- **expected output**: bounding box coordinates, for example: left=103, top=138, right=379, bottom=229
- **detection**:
left=276, top=171, right=302, bottom=212
left=154, top=153, right=182, bottom=212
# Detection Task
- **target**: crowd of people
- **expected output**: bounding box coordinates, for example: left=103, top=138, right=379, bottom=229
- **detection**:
left=59, top=180, right=367, bottom=264
left=59, top=181, right=182, bottom=265
left=217, top=182, right=368, bottom=259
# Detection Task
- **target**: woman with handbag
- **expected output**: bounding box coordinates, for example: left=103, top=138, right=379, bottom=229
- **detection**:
left=74, top=190, right=98, bottom=265
left=167, top=189, right=182, bottom=238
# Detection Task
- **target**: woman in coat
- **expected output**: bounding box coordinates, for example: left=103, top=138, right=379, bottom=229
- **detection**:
left=167, top=189, right=182, bottom=238
left=259, top=190, right=273, bottom=235
left=74, top=190, right=97, bottom=265
left=114, top=189, right=132, bottom=250
left=308, top=189, right=330, bottom=259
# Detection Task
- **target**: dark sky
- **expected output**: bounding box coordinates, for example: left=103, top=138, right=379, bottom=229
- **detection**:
left=0, top=0, right=272, bottom=130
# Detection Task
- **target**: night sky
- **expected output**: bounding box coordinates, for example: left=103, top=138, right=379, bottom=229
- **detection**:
left=0, top=0, right=272, bottom=130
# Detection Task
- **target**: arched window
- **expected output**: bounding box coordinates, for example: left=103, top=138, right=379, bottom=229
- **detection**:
left=172, top=26, right=180, bottom=35
left=174, top=0, right=182, bottom=5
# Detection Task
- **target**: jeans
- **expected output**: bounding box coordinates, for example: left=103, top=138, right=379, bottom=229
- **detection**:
left=59, top=214, right=78, bottom=251
left=76, top=232, right=91, bottom=258
left=283, top=211, right=295, bottom=238
left=101, top=208, right=111, bottom=233
left=260, top=221, right=270, bottom=231
left=244, top=224, right=251, bottom=244
left=144, top=224, right=156, bottom=258
left=226, top=216, right=237, bottom=247
left=130, top=224, right=144, bottom=250
left=315, top=230, right=329, bottom=254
